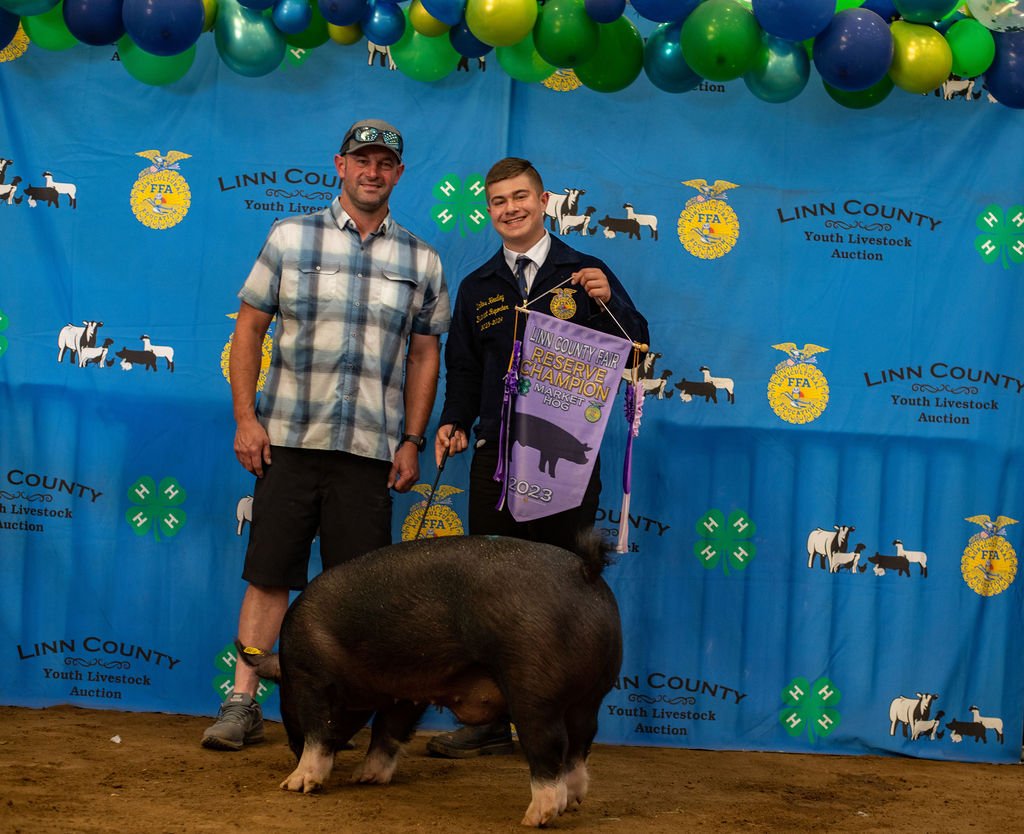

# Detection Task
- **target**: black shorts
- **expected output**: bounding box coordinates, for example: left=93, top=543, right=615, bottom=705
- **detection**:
left=242, top=445, right=393, bottom=590
left=467, top=442, right=601, bottom=551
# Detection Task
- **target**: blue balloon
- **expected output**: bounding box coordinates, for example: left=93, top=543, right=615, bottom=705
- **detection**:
left=1, top=7, right=20, bottom=49
left=122, top=0, right=204, bottom=56
left=643, top=21, right=701, bottom=92
left=860, top=0, right=899, bottom=23
left=743, top=33, right=809, bottom=102
left=272, top=0, right=311, bottom=33
left=631, top=0, right=691, bottom=22
left=238, top=0, right=275, bottom=9
left=751, top=0, right=833, bottom=42
left=361, top=0, right=403, bottom=45
left=64, top=0, right=125, bottom=45
left=583, top=0, right=624, bottom=23
left=420, top=0, right=463, bottom=26
left=449, top=18, right=490, bottom=58
left=813, top=8, right=893, bottom=92
left=985, top=30, right=1024, bottom=109
left=317, top=0, right=364, bottom=25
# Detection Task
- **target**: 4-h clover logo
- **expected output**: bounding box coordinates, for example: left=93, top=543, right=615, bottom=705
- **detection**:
left=211, top=642, right=276, bottom=704
left=779, top=675, right=841, bottom=744
left=431, top=173, right=489, bottom=237
left=694, top=509, right=756, bottom=574
left=0, top=308, right=8, bottom=358
left=125, top=475, right=187, bottom=541
left=975, top=204, right=1024, bottom=270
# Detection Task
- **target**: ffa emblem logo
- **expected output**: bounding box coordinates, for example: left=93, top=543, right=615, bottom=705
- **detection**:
left=678, top=179, right=740, bottom=260
left=961, top=514, right=1018, bottom=597
left=549, top=288, right=577, bottom=320
left=584, top=401, right=602, bottom=423
left=402, top=484, right=465, bottom=540
left=767, top=343, right=830, bottom=424
left=131, top=150, right=192, bottom=230
left=221, top=313, right=274, bottom=391
left=0, top=24, right=28, bottom=62
left=543, top=69, right=581, bottom=92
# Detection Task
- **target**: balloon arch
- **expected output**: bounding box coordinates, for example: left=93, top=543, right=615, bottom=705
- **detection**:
left=1, top=0, right=1022, bottom=106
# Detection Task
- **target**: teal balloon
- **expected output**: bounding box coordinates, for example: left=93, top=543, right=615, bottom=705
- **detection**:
left=643, top=20, right=701, bottom=92
left=1, top=0, right=58, bottom=15
left=390, top=5, right=460, bottom=80
left=743, top=33, right=809, bottom=102
left=574, top=14, right=643, bottom=92
left=119, top=35, right=196, bottom=84
left=215, top=0, right=286, bottom=75
left=823, top=74, right=893, bottom=107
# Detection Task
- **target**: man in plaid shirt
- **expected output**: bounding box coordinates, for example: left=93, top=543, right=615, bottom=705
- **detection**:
left=202, top=119, right=450, bottom=751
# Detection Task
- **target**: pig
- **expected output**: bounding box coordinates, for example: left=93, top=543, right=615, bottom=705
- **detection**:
left=867, top=552, right=911, bottom=577
left=115, top=347, right=158, bottom=372
left=513, top=412, right=592, bottom=476
left=237, top=533, right=622, bottom=828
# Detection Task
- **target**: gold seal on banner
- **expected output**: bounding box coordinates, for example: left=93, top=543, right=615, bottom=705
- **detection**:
left=767, top=343, right=830, bottom=424
left=543, top=69, right=581, bottom=92
left=221, top=313, right=274, bottom=391
left=0, top=25, right=28, bottom=62
left=549, top=288, right=577, bottom=320
left=402, top=484, right=465, bottom=540
left=678, top=179, right=740, bottom=259
left=962, top=515, right=1019, bottom=597
left=130, top=150, right=192, bottom=230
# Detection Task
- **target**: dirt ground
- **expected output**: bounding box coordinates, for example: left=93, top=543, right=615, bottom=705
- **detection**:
left=1, top=705, right=1020, bottom=833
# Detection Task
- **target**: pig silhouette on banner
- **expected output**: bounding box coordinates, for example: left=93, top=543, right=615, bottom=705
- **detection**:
left=503, top=312, right=633, bottom=523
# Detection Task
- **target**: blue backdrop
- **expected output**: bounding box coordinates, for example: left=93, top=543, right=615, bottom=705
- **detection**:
left=1, top=20, right=1022, bottom=764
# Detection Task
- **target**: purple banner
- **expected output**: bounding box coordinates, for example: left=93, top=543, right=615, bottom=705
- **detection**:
left=507, top=312, right=632, bottom=522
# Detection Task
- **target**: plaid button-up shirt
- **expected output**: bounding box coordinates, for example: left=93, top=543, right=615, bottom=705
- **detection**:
left=239, top=198, right=450, bottom=462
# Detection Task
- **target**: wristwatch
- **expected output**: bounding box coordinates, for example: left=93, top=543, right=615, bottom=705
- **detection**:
left=400, top=433, right=427, bottom=452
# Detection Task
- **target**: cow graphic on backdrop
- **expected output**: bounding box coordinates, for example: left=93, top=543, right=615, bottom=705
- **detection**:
left=545, top=187, right=584, bottom=235
left=806, top=525, right=856, bottom=570
left=57, top=321, right=102, bottom=365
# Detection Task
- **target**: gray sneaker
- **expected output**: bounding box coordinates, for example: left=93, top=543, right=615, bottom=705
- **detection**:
left=201, top=691, right=264, bottom=751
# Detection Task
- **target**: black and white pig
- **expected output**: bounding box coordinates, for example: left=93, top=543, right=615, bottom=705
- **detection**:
left=238, top=533, right=622, bottom=827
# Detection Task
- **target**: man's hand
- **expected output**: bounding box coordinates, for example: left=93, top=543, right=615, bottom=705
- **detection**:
left=235, top=416, right=272, bottom=477
left=570, top=267, right=611, bottom=303
left=434, top=423, right=468, bottom=467
left=388, top=441, right=420, bottom=493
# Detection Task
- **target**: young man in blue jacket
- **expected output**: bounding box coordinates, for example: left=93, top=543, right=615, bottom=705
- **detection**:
left=428, top=157, right=649, bottom=757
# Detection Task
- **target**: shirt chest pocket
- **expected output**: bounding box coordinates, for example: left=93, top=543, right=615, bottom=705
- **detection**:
left=291, top=258, right=344, bottom=309
left=370, top=270, right=418, bottom=329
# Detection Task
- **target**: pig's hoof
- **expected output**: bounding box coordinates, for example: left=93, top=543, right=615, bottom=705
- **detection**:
left=522, top=781, right=566, bottom=827
left=350, top=750, right=398, bottom=785
left=564, top=761, right=589, bottom=807
left=280, top=771, right=323, bottom=793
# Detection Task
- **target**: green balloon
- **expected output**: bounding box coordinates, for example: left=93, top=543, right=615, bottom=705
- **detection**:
left=680, top=0, right=762, bottom=82
left=533, top=0, right=598, bottom=68
left=833, top=0, right=864, bottom=10
left=496, top=31, right=556, bottom=83
left=823, top=74, right=893, bottom=108
left=390, top=7, right=460, bottom=81
left=22, top=1, right=77, bottom=51
left=119, top=36, right=196, bottom=86
left=286, top=2, right=329, bottom=49
left=574, top=15, right=643, bottom=93
left=946, top=18, right=995, bottom=78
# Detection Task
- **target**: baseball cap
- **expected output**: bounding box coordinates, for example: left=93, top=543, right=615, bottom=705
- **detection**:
left=339, top=119, right=403, bottom=162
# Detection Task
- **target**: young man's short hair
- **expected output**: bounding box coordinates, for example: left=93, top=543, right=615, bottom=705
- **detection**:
left=484, top=157, right=544, bottom=196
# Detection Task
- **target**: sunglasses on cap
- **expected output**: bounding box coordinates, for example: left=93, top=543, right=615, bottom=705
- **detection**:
left=341, top=125, right=403, bottom=156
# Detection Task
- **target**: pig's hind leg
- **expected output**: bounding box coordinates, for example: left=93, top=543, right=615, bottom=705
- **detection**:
left=563, top=699, right=601, bottom=808
left=280, top=683, right=370, bottom=794
left=513, top=707, right=570, bottom=827
left=351, top=701, right=428, bottom=785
